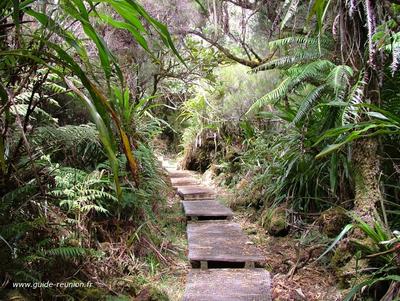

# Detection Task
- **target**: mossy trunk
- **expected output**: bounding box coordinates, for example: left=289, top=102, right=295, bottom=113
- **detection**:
left=352, top=138, right=382, bottom=225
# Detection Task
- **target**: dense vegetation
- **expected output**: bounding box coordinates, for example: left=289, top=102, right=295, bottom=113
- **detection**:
left=1, top=0, right=400, bottom=300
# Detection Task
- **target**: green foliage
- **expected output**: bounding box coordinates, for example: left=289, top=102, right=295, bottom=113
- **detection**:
left=319, top=219, right=400, bottom=300
left=0, top=0, right=177, bottom=298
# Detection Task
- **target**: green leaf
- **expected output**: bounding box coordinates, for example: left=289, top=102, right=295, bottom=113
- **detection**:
left=329, top=153, right=338, bottom=193
left=65, top=79, right=122, bottom=199
left=317, top=224, right=353, bottom=261
left=344, top=275, right=400, bottom=301
left=316, top=142, right=346, bottom=159
left=25, top=8, right=90, bottom=62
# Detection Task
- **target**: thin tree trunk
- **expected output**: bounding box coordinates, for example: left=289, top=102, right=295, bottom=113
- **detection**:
left=352, top=138, right=383, bottom=226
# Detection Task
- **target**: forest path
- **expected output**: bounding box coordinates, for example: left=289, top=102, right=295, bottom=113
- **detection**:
left=160, top=158, right=272, bottom=301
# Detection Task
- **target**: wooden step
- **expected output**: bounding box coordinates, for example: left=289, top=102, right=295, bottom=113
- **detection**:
left=167, top=170, right=193, bottom=178
left=171, top=177, right=200, bottom=188
left=183, top=268, right=272, bottom=301
left=182, top=200, right=233, bottom=220
left=177, top=186, right=215, bottom=200
left=187, top=221, right=264, bottom=268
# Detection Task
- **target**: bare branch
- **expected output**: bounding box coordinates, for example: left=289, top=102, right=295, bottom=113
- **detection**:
left=188, top=30, right=273, bottom=68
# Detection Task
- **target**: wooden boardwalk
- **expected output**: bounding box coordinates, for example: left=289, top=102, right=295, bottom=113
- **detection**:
left=182, top=200, right=233, bottom=220
left=177, top=186, right=215, bottom=200
left=162, top=159, right=271, bottom=301
left=184, top=269, right=272, bottom=301
left=171, top=177, right=200, bottom=188
left=187, top=221, right=264, bottom=268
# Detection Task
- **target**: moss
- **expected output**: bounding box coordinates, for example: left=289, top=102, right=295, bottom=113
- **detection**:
left=331, top=239, right=372, bottom=289
left=262, top=206, right=289, bottom=237
left=318, top=207, right=351, bottom=238
left=135, top=287, right=169, bottom=301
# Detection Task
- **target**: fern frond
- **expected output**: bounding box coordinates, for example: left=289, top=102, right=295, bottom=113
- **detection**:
left=255, top=49, right=330, bottom=71
left=43, top=82, right=65, bottom=93
left=326, top=65, right=353, bottom=92
left=0, top=182, right=38, bottom=213
left=249, top=77, right=292, bottom=111
left=45, top=247, right=98, bottom=259
left=342, top=76, right=366, bottom=125
left=293, top=84, right=328, bottom=125
left=11, top=104, right=58, bottom=124
left=268, top=35, right=333, bottom=51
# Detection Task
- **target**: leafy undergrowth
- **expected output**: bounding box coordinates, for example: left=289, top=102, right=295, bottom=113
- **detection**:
left=140, top=193, right=189, bottom=301
left=0, top=180, right=188, bottom=301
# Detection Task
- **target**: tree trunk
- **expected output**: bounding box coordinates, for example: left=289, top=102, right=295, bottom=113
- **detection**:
left=352, top=138, right=383, bottom=226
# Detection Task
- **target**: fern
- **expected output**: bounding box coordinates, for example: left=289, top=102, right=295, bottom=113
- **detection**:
left=11, top=104, right=59, bottom=124
left=327, top=65, right=353, bottom=92
left=293, top=84, right=327, bottom=125
left=268, top=35, right=333, bottom=51
left=249, top=77, right=293, bottom=110
left=0, top=182, right=38, bottom=215
left=342, top=73, right=366, bottom=125
left=255, top=48, right=330, bottom=71
left=45, top=247, right=101, bottom=259
left=32, top=124, right=105, bottom=165
left=48, top=165, right=115, bottom=217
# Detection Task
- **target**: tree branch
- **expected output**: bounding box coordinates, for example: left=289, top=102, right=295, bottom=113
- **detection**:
left=188, top=30, right=273, bottom=68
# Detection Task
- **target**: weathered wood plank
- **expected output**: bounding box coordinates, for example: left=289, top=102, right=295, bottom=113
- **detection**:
left=182, top=200, right=233, bottom=219
left=167, top=170, right=193, bottom=178
left=187, top=220, right=241, bottom=234
left=171, top=177, right=200, bottom=188
left=183, top=269, right=272, bottom=301
left=177, top=186, right=215, bottom=200
left=187, top=221, right=264, bottom=265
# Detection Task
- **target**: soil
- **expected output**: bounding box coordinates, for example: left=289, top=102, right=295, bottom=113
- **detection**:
left=235, top=209, right=343, bottom=301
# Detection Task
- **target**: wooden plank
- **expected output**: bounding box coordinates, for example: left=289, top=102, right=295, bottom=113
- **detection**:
left=171, top=177, right=200, bottom=188
left=187, top=220, right=241, bottom=234
left=167, top=170, right=192, bottom=178
left=187, top=221, right=264, bottom=265
left=177, top=186, right=215, bottom=200
left=183, top=269, right=272, bottom=301
left=182, top=200, right=233, bottom=219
